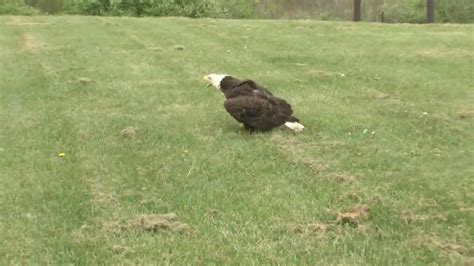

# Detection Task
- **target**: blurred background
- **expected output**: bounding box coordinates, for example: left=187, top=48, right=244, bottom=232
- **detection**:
left=1, top=0, right=473, bottom=23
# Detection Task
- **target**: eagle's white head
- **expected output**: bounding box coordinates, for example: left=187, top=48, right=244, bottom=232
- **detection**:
left=203, top=74, right=227, bottom=90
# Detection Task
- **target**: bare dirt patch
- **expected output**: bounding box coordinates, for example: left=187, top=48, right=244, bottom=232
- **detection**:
left=7, top=17, right=49, bottom=27
left=415, top=48, right=473, bottom=59
left=426, top=31, right=467, bottom=36
left=8, top=22, right=48, bottom=26
left=21, top=33, right=47, bottom=52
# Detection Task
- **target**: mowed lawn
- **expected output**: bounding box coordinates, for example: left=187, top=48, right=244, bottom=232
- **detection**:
left=0, top=15, right=472, bottom=264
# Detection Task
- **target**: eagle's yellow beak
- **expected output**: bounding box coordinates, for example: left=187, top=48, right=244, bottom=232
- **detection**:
left=203, top=75, right=212, bottom=87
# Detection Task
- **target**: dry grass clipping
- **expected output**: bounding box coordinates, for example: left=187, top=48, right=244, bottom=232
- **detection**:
left=410, top=235, right=471, bottom=263
left=77, top=77, right=94, bottom=85
left=288, top=222, right=330, bottom=236
left=400, top=210, right=447, bottom=224
left=288, top=205, right=372, bottom=236
left=111, top=245, right=129, bottom=253
left=336, top=204, right=370, bottom=225
left=72, top=224, right=93, bottom=242
left=132, top=213, right=189, bottom=233
left=308, top=222, right=329, bottom=234
left=93, top=192, right=117, bottom=206
left=456, top=108, right=474, bottom=119
left=332, top=173, right=356, bottom=182
left=147, top=46, right=163, bottom=52
left=374, top=91, right=391, bottom=100
left=173, top=45, right=185, bottom=51
left=101, top=213, right=191, bottom=234
left=459, top=207, right=474, bottom=213
left=205, top=208, right=219, bottom=219
left=356, top=224, right=371, bottom=235
left=306, top=69, right=346, bottom=78
left=435, top=242, right=467, bottom=256
left=120, top=127, right=137, bottom=139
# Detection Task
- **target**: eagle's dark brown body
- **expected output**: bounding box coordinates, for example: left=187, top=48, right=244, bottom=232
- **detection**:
left=219, top=76, right=299, bottom=132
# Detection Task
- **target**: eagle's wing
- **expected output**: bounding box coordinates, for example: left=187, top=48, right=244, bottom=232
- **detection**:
left=223, top=95, right=293, bottom=130
left=236, top=79, right=274, bottom=96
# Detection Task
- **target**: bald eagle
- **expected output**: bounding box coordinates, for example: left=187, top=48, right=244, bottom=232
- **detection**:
left=203, top=74, right=304, bottom=132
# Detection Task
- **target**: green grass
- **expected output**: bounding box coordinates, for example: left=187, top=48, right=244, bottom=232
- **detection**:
left=0, top=15, right=473, bottom=264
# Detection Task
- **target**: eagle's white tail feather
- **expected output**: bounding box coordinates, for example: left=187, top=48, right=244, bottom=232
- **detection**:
left=284, top=121, right=305, bottom=132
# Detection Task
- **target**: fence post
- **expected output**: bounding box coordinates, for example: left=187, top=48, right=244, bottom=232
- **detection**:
left=427, top=0, right=435, bottom=23
left=353, top=0, right=361, bottom=22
